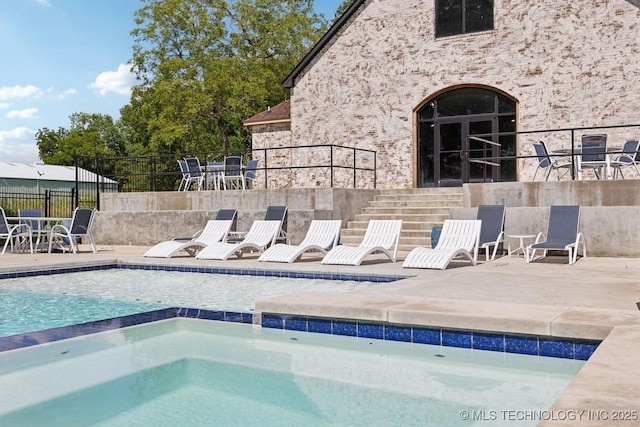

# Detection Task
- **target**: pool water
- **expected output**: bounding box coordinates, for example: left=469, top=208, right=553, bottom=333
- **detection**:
left=0, top=319, right=584, bottom=427
left=0, top=269, right=374, bottom=337
left=0, top=289, right=163, bottom=338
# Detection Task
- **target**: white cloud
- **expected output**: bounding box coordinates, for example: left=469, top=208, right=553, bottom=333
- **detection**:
left=58, top=88, right=78, bottom=100
left=0, top=103, right=8, bottom=110
left=6, top=108, right=39, bottom=119
left=89, top=64, right=136, bottom=96
left=0, top=85, right=42, bottom=101
left=0, top=126, right=39, bottom=163
left=0, top=126, right=35, bottom=142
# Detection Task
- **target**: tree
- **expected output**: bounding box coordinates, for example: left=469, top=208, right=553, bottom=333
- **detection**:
left=122, top=0, right=327, bottom=158
left=36, top=127, right=69, bottom=164
left=335, top=0, right=353, bottom=19
left=36, top=113, right=126, bottom=165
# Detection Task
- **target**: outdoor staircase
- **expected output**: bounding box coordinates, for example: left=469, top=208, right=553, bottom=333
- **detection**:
left=339, top=188, right=464, bottom=251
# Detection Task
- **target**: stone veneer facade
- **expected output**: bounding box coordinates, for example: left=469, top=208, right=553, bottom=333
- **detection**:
left=249, top=0, right=640, bottom=189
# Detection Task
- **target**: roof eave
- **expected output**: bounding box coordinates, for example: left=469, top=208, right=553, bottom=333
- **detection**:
left=282, top=0, right=367, bottom=89
left=243, top=118, right=292, bottom=127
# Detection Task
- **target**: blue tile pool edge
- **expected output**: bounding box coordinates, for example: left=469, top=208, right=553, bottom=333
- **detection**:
left=0, top=264, right=599, bottom=360
left=0, top=307, right=254, bottom=353
left=261, top=314, right=600, bottom=361
left=0, top=262, right=406, bottom=283
left=0, top=307, right=600, bottom=360
left=117, top=262, right=404, bottom=282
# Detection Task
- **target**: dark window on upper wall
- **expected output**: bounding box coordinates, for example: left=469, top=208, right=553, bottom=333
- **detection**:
left=436, top=0, right=494, bottom=38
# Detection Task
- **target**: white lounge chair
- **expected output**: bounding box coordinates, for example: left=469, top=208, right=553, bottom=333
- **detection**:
left=195, top=220, right=281, bottom=260
left=226, top=205, right=288, bottom=244
left=402, top=220, right=482, bottom=270
left=258, top=220, right=342, bottom=263
left=321, top=219, right=402, bottom=266
left=143, top=219, right=234, bottom=258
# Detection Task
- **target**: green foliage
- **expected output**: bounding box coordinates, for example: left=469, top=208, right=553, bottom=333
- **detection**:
left=36, top=127, right=69, bottom=164
left=36, top=113, right=126, bottom=165
left=37, top=0, right=332, bottom=163
left=335, top=0, right=353, bottom=19
left=123, top=0, right=327, bottom=157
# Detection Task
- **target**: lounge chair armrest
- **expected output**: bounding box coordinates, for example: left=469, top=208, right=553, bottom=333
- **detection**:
left=49, top=223, right=70, bottom=234
left=172, top=227, right=205, bottom=242
left=9, top=223, right=32, bottom=236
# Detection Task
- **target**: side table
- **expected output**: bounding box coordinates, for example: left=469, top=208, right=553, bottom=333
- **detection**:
left=507, top=234, right=537, bottom=259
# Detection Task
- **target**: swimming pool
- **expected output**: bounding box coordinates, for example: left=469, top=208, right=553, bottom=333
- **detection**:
left=0, top=319, right=584, bottom=427
left=0, top=267, right=375, bottom=338
left=0, top=289, right=163, bottom=338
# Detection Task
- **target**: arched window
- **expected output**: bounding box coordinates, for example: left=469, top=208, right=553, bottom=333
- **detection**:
left=417, top=87, right=516, bottom=187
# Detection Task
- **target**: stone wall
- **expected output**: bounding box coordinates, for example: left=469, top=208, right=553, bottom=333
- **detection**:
left=262, top=0, right=640, bottom=188
left=248, top=123, right=292, bottom=189
left=249, top=122, right=377, bottom=189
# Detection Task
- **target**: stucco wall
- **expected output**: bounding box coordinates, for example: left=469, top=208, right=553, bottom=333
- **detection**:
left=271, top=0, right=640, bottom=188
left=94, top=182, right=640, bottom=256
left=95, top=188, right=378, bottom=245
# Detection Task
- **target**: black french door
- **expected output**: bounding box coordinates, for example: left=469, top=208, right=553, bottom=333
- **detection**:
left=435, top=116, right=496, bottom=186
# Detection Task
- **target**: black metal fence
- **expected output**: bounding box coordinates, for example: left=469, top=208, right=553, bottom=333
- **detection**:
left=74, top=144, right=378, bottom=209
left=0, top=189, right=77, bottom=217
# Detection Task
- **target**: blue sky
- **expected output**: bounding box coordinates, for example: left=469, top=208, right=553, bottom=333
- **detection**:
left=0, top=0, right=344, bottom=163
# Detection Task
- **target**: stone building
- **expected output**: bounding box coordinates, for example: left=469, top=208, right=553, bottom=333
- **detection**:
left=244, top=0, right=640, bottom=189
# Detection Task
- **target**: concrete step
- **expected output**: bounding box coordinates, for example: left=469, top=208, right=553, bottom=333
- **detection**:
left=337, top=187, right=462, bottom=252
left=372, top=194, right=463, bottom=202
left=351, top=214, right=450, bottom=222
left=361, top=207, right=451, bottom=215
left=368, top=200, right=463, bottom=208
left=376, top=188, right=464, bottom=195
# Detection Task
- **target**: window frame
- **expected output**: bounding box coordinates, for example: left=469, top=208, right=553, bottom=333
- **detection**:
left=435, top=0, right=494, bottom=39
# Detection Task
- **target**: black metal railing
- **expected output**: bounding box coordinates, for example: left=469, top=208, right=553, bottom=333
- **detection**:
left=75, top=144, right=377, bottom=209
left=251, top=144, right=377, bottom=189
left=62, top=123, right=640, bottom=210
left=0, top=189, right=76, bottom=217
left=467, top=123, right=640, bottom=183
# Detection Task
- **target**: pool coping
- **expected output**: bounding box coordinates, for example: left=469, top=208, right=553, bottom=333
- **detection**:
left=0, top=260, right=404, bottom=283
left=0, top=262, right=599, bottom=361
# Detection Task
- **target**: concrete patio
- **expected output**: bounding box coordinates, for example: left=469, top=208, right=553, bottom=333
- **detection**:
left=2, top=244, right=640, bottom=426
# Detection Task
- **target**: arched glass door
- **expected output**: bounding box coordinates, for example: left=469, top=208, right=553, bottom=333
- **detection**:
left=417, top=87, right=517, bottom=187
